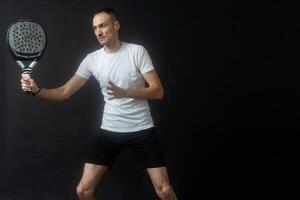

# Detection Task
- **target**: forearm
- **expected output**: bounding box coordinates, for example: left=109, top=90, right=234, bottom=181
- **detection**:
left=126, top=86, right=164, bottom=100
left=36, top=86, right=69, bottom=101
left=21, top=74, right=86, bottom=101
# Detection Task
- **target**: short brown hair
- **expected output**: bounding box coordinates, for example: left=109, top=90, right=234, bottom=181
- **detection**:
left=94, top=7, right=119, bottom=22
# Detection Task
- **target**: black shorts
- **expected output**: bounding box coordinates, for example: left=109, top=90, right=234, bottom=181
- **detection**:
left=86, top=127, right=166, bottom=169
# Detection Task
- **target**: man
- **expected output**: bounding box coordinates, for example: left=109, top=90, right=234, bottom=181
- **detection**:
left=21, top=7, right=177, bottom=200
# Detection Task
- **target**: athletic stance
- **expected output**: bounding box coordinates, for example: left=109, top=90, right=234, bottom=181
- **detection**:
left=21, top=7, right=177, bottom=200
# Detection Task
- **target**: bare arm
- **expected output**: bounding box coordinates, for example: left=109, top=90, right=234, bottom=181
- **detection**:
left=21, top=74, right=88, bottom=101
left=107, top=70, right=164, bottom=100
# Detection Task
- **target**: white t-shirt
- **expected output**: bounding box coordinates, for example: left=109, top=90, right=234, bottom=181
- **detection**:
left=76, top=42, right=155, bottom=132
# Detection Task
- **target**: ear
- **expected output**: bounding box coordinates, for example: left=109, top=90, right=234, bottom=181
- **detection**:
left=114, top=20, right=120, bottom=30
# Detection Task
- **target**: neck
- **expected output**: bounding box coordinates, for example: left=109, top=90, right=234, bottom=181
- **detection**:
left=104, top=39, right=122, bottom=53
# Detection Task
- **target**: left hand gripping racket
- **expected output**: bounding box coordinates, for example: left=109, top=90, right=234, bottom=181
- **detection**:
left=7, top=19, right=47, bottom=95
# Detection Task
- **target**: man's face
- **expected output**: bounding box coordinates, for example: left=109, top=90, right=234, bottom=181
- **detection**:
left=93, top=12, right=119, bottom=46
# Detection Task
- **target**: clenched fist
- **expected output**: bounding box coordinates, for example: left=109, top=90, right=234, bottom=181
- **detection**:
left=20, top=73, right=40, bottom=95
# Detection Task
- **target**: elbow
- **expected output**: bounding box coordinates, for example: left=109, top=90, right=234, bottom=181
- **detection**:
left=60, top=92, right=71, bottom=102
left=59, top=87, right=72, bottom=102
left=155, top=87, right=164, bottom=100
left=56, top=95, right=68, bottom=102
left=58, top=95, right=69, bottom=102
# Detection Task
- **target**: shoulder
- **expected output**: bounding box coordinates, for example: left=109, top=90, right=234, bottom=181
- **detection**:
left=123, top=42, right=146, bottom=53
left=85, top=49, right=102, bottom=61
left=78, top=49, right=102, bottom=68
left=122, top=42, right=149, bottom=60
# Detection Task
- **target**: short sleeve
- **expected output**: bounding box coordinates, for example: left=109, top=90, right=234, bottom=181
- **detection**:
left=75, top=54, right=92, bottom=79
left=138, top=46, right=155, bottom=74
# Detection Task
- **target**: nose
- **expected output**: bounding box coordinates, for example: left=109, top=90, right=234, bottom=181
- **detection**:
left=95, top=28, right=102, bottom=37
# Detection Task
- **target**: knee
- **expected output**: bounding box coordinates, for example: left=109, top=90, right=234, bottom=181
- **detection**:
left=155, top=185, right=174, bottom=200
left=76, top=183, right=95, bottom=200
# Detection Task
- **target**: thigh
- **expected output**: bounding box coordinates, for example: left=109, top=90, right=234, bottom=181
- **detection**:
left=86, top=130, right=123, bottom=168
left=129, top=128, right=166, bottom=168
left=78, top=163, right=109, bottom=189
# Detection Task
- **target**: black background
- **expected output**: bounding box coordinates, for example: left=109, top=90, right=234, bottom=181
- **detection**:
left=0, top=0, right=298, bottom=199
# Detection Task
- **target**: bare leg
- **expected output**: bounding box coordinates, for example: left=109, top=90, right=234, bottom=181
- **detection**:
left=76, top=163, right=109, bottom=200
left=147, top=167, right=178, bottom=200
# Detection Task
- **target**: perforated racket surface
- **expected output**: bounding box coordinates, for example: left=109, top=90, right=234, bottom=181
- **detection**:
left=7, top=20, right=47, bottom=95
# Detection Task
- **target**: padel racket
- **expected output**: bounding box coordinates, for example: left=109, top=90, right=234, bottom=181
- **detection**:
left=7, top=19, right=47, bottom=95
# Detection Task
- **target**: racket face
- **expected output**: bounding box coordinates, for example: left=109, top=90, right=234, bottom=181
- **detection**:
left=7, top=20, right=47, bottom=60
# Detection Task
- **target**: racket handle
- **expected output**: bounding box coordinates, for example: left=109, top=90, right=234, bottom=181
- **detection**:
left=24, top=91, right=35, bottom=96
left=22, top=73, right=35, bottom=96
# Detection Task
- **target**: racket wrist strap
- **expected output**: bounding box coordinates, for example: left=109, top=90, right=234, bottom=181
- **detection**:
left=33, top=84, right=41, bottom=96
